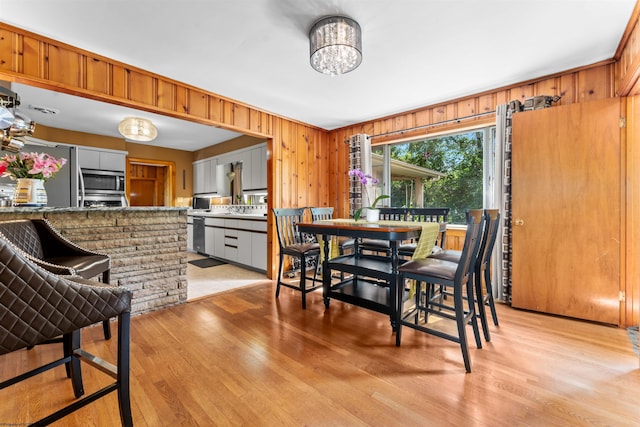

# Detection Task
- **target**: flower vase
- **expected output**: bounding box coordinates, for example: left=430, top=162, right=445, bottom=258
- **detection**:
left=366, top=207, right=380, bottom=222
left=13, top=178, right=47, bottom=206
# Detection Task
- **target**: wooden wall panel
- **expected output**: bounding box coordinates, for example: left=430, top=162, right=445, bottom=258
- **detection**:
left=86, top=57, right=110, bottom=94
left=21, top=35, right=41, bottom=78
left=616, top=2, right=640, bottom=95
left=46, top=45, right=82, bottom=87
left=0, top=29, right=18, bottom=73
left=157, top=80, right=175, bottom=111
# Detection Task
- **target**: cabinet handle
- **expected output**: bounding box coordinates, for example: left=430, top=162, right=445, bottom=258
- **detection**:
left=514, top=218, right=524, bottom=226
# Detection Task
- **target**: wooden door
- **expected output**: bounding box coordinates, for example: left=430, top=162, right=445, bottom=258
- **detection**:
left=511, top=98, right=622, bottom=325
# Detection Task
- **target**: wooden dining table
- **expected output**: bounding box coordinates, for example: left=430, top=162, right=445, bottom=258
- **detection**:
left=297, top=219, right=438, bottom=328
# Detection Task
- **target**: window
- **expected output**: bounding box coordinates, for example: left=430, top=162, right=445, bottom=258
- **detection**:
left=372, top=128, right=492, bottom=224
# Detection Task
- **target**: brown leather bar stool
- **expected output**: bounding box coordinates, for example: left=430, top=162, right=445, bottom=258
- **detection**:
left=0, top=236, right=133, bottom=426
left=0, top=219, right=113, bottom=339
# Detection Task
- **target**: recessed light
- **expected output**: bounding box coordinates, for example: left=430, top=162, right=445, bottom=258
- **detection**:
left=28, top=105, right=59, bottom=115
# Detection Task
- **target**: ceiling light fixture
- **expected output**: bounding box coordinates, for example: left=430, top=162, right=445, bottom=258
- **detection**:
left=309, top=16, right=362, bottom=76
left=118, top=117, right=158, bottom=142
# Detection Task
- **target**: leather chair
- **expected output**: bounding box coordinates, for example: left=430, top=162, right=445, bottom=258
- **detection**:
left=272, top=208, right=321, bottom=309
left=0, top=237, right=133, bottom=426
left=0, top=219, right=113, bottom=339
left=395, top=209, right=484, bottom=373
left=430, top=209, right=501, bottom=341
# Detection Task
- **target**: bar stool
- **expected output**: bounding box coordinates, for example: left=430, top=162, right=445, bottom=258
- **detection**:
left=396, top=209, right=484, bottom=373
left=272, top=208, right=321, bottom=309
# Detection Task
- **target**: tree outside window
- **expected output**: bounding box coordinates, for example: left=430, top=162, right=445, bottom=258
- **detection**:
left=373, top=131, right=484, bottom=224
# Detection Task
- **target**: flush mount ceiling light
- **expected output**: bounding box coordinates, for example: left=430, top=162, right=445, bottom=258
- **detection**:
left=118, top=117, right=158, bottom=142
left=309, top=16, right=362, bottom=76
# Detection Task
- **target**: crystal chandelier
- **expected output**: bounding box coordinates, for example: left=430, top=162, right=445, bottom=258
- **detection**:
left=309, top=16, right=362, bottom=76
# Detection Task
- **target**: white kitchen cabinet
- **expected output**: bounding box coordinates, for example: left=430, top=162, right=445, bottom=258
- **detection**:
left=213, top=227, right=225, bottom=258
left=78, top=147, right=126, bottom=172
left=246, top=145, right=267, bottom=190
left=204, top=224, right=216, bottom=255
left=237, top=230, right=253, bottom=266
left=193, top=159, right=217, bottom=194
left=187, top=220, right=193, bottom=252
left=251, top=232, right=267, bottom=270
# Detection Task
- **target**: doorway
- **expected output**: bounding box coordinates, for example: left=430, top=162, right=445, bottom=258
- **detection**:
left=127, top=158, right=175, bottom=206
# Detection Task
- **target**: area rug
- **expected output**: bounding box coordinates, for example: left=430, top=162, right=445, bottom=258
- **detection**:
left=188, top=258, right=227, bottom=268
left=628, top=325, right=638, bottom=356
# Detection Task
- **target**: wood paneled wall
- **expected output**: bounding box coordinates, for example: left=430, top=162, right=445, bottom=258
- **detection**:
left=0, top=22, right=330, bottom=279
left=1, top=6, right=640, bottom=314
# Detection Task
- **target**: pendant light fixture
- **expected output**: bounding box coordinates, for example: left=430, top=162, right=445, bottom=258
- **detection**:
left=118, top=117, right=158, bottom=142
left=309, top=16, right=362, bottom=76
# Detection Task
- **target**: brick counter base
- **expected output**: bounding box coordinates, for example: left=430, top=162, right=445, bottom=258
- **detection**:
left=0, top=207, right=187, bottom=316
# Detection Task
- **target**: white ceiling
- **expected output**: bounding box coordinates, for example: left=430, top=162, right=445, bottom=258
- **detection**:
left=0, top=0, right=636, bottom=151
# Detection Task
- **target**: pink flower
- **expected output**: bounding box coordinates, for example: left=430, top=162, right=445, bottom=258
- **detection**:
left=0, top=151, right=66, bottom=181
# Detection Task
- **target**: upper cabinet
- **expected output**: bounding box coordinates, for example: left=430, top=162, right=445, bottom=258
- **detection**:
left=193, top=143, right=266, bottom=195
left=78, top=147, right=127, bottom=172
left=193, top=158, right=217, bottom=195
left=245, top=144, right=267, bottom=191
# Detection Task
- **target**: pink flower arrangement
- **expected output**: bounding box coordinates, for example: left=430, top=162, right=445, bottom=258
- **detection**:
left=0, top=152, right=67, bottom=181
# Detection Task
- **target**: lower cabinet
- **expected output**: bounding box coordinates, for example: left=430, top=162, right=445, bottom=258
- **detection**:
left=202, top=216, right=267, bottom=272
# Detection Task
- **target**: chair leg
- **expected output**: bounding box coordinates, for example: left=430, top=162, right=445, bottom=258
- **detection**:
left=475, top=268, right=491, bottom=342
left=117, top=312, right=133, bottom=427
left=102, top=319, right=112, bottom=340
left=454, top=287, right=472, bottom=373
left=300, top=254, right=307, bottom=309
left=63, top=330, right=84, bottom=398
left=485, top=267, right=499, bottom=326
left=275, top=252, right=285, bottom=298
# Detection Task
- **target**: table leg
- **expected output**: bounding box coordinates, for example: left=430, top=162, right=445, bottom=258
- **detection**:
left=389, top=240, right=399, bottom=330
left=322, top=235, right=331, bottom=308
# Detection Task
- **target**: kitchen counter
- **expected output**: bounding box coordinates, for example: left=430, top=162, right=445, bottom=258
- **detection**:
left=189, top=211, right=267, bottom=220
left=0, top=207, right=188, bottom=315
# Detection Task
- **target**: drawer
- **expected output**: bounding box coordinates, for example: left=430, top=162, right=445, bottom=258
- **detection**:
left=224, top=236, right=238, bottom=247
left=224, top=219, right=238, bottom=228
left=205, top=217, right=224, bottom=227
left=224, top=228, right=238, bottom=237
left=251, top=221, right=267, bottom=232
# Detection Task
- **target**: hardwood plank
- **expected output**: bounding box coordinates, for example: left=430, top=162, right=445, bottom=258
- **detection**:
left=0, top=282, right=637, bottom=426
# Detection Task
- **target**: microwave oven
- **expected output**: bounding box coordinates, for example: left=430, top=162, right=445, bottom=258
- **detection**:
left=81, top=169, right=125, bottom=193
left=192, top=197, right=211, bottom=210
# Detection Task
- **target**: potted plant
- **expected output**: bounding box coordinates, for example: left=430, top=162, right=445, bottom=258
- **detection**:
left=348, top=168, right=389, bottom=221
left=0, top=151, right=66, bottom=206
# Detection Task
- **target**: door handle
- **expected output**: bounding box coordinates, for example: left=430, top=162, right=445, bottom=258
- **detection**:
left=514, top=218, right=524, bottom=226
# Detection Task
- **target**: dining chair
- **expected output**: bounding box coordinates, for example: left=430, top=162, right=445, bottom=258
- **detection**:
left=309, top=206, right=355, bottom=255
left=429, top=209, right=500, bottom=341
left=272, top=208, right=321, bottom=309
left=0, top=218, right=113, bottom=340
left=396, top=209, right=484, bottom=373
left=397, top=207, right=450, bottom=258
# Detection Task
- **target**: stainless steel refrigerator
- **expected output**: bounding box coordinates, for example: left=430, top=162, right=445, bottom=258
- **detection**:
left=0, top=141, right=79, bottom=207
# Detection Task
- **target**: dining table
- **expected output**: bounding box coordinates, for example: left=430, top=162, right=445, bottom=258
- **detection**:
left=297, top=219, right=440, bottom=328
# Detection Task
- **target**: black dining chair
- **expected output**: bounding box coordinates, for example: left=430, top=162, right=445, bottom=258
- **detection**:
left=310, top=207, right=355, bottom=255
left=272, top=208, right=321, bottom=309
left=430, top=209, right=500, bottom=341
left=396, top=209, right=484, bottom=373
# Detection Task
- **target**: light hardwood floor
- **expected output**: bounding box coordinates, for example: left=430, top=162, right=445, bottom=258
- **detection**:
left=1, top=282, right=638, bottom=426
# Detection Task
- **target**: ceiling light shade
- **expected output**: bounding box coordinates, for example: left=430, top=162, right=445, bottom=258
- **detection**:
left=118, top=117, right=157, bottom=142
left=309, top=16, right=362, bottom=76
